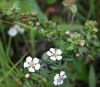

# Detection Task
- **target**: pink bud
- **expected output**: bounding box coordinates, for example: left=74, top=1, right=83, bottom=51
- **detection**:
left=32, top=12, right=37, bottom=16
left=65, top=31, right=70, bottom=35
left=25, top=74, right=30, bottom=78
left=50, top=35, right=52, bottom=38
left=36, top=22, right=40, bottom=26
left=80, top=43, right=84, bottom=46
left=11, top=7, right=15, bottom=11
left=39, top=75, right=42, bottom=79
left=89, top=40, right=92, bottom=43
left=27, top=18, right=30, bottom=21
left=76, top=53, right=80, bottom=57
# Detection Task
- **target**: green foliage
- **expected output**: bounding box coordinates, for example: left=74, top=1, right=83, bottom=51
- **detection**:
left=89, top=65, right=96, bottom=87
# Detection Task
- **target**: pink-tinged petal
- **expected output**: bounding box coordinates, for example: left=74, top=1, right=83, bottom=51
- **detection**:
left=50, top=56, right=56, bottom=60
left=24, top=62, right=28, bottom=68
left=53, top=80, right=58, bottom=85
left=56, top=56, right=62, bottom=60
left=50, top=48, right=55, bottom=53
left=33, top=58, right=39, bottom=64
left=54, top=74, right=59, bottom=80
left=28, top=67, right=35, bottom=72
left=47, top=51, right=52, bottom=56
left=60, top=71, right=65, bottom=76
left=26, top=56, right=32, bottom=62
left=56, top=49, right=62, bottom=55
left=35, top=64, right=40, bottom=70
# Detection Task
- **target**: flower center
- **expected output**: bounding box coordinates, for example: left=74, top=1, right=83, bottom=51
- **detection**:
left=53, top=52, right=57, bottom=57
left=58, top=76, right=63, bottom=82
left=29, top=61, right=35, bottom=68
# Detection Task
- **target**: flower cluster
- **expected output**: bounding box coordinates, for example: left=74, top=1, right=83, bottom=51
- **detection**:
left=8, top=24, right=24, bottom=37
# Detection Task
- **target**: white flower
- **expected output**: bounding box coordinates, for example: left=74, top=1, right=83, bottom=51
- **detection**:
left=8, top=27, right=18, bottom=37
left=24, top=56, right=40, bottom=72
left=53, top=71, right=67, bottom=86
left=47, top=48, right=62, bottom=60
left=14, top=25, right=24, bottom=33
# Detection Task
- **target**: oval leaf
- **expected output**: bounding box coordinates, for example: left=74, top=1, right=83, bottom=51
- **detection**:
left=69, top=3, right=77, bottom=13
left=31, top=73, right=39, bottom=80
left=2, top=8, right=9, bottom=13
left=13, top=1, right=19, bottom=8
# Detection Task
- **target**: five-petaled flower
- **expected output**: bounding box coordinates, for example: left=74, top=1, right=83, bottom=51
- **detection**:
left=8, top=27, right=18, bottom=37
left=24, top=56, right=40, bottom=72
left=47, top=48, right=62, bottom=60
left=53, top=71, right=67, bottom=86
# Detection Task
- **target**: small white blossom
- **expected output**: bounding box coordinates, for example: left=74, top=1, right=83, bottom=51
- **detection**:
left=24, top=56, right=40, bottom=72
left=14, top=25, right=24, bottom=33
left=8, top=27, right=18, bottom=37
left=47, top=48, right=62, bottom=60
left=53, top=71, right=67, bottom=86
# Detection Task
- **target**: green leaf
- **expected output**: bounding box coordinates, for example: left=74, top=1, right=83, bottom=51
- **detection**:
left=41, top=77, right=47, bottom=82
left=2, top=8, right=9, bottom=13
left=45, top=0, right=57, bottom=5
left=69, top=3, right=77, bottom=13
left=27, top=79, right=33, bottom=86
left=67, top=38, right=72, bottom=42
left=63, top=58, right=73, bottom=61
left=42, top=53, right=48, bottom=61
left=13, top=1, right=19, bottom=8
left=49, top=65, right=58, bottom=69
left=7, top=10, right=13, bottom=15
left=89, top=65, right=96, bottom=87
left=24, top=67, right=29, bottom=73
left=31, top=73, right=39, bottom=80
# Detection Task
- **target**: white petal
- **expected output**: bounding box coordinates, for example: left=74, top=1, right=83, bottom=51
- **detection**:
left=50, top=48, right=55, bottom=53
left=29, top=67, right=35, bottom=72
left=50, top=56, right=56, bottom=60
left=26, top=56, right=32, bottom=62
left=58, top=82, right=60, bottom=85
left=35, top=64, right=40, bottom=70
left=56, top=49, right=62, bottom=55
left=60, top=71, right=65, bottom=76
left=24, top=62, right=28, bottom=67
left=56, top=56, right=62, bottom=60
left=60, top=80, right=63, bottom=84
left=14, top=25, right=20, bottom=29
left=53, top=80, right=58, bottom=85
left=63, top=75, right=67, bottom=79
left=54, top=74, right=59, bottom=80
left=33, top=58, right=39, bottom=64
left=47, top=51, right=52, bottom=56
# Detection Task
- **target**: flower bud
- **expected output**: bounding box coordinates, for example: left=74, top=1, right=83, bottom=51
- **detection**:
left=80, top=43, right=84, bottom=46
left=89, top=40, right=92, bottom=43
left=50, top=35, right=53, bottom=38
left=65, top=31, right=70, bottom=35
left=25, top=74, right=30, bottom=78
left=32, top=12, right=37, bottom=16
left=11, top=7, right=15, bottom=11
left=21, top=13, right=26, bottom=16
left=76, top=53, right=80, bottom=57
left=39, top=75, right=42, bottom=79
left=36, top=22, right=40, bottom=26
left=27, top=18, right=30, bottom=21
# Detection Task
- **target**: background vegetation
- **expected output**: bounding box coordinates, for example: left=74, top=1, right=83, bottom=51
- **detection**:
left=0, top=0, right=100, bottom=87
